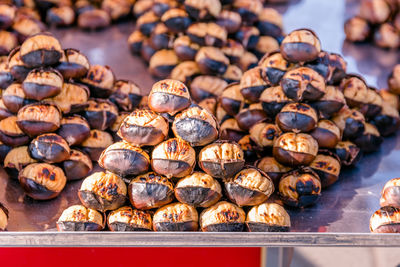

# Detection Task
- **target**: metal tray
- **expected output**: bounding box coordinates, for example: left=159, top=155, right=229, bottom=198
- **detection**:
left=1, top=0, right=400, bottom=246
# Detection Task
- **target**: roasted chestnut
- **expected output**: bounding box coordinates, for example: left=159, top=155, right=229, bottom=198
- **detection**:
left=0, top=57, right=13, bottom=89
left=257, top=8, right=283, bottom=38
left=0, top=116, right=30, bottom=147
left=370, top=206, right=400, bottom=233
left=185, top=0, right=221, bottom=20
left=63, top=149, right=93, bottom=181
left=333, top=141, right=361, bottom=167
left=279, top=168, right=321, bottom=208
left=219, top=118, right=246, bottom=142
left=128, top=172, right=174, bottom=210
left=0, top=202, right=8, bottom=231
left=79, top=171, right=127, bottom=212
left=148, top=79, right=191, bottom=115
left=273, top=132, right=318, bottom=167
left=109, top=80, right=142, bottom=112
left=311, top=85, right=346, bottom=119
left=239, top=51, right=258, bottom=71
left=200, top=201, right=245, bottom=232
left=4, top=146, right=37, bottom=177
left=29, top=133, right=70, bottom=163
left=372, top=104, right=400, bottom=137
left=280, top=29, right=321, bottom=63
left=344, top=17, right=370, bottom=43
left=246, top=203, right=290, bottom=232
left=224, top=167, right=274, bottom=207
left=2, top=83, right=34, bottom=113
left=379, top=89, right=399, bottom=110
left=161, top=8, right=191, bottom=33
left=332, top=107, right=366, bottom=140
left=173, top=35, right=200, bottom=61
left=220, top=83, right=245, bottom=116
left=222, top=65, right=243, bottom=84
left=259, top=85, right=290, bottom=118
left=153, top=203, right=198, bottom=231
left=353, top=122, right=382, bottom=153
left=221, top=39, right=244, bottom=64
left=101, top=0, right=132, bottom=21
left=7, top=47, right=31, bottom=83
left=49, top=82, right=90, bottom=114
left=255, top=156, right=291, bottom=188
left=151, top=138, right=196, bottom=178
left=153, top=0, right=178, bottom=17
left=249, top=122, right=281, bottom=150
left=280, top=67, right=326, bottom=102
left=81, top=65, right=115, bottom=98
left=136, top=10, right=159, bottom=36
left=81, top=129, right=113, bottom=161
left=55, top=48, right=90, bottom=80
left=12, top=18, right=46, bottom=44
left=171, top=61, right=201, bottom=85
left=190, top=75, right=227, bottom=102
left=57, top=115, right=90, bottom=146
left=216, top=10, right=241, bottom=34
left=187, top=22, right=227, bottom=47
left=233, top=0, right=261, bottom=24
left=0, top=31, right=17, bottom=56
left=388, top=64, right=400, bottom=95
left=380, top=178, right=400, bottom=208
left=198, top=97, right=218, bottom=115
left=359, top=0, right=391, bottom=24
left=133, top=0, right=153, bottom=18
left=149, top=49, right=179, bottom=79
left=57, top=205, right=104, bottom=231
left=239, top=67, right=269, bottom=103
left=0, top=99, right=12, bottom=120
left=46, top=6, right=75, bottom=27
left=276, top=103, right=318, bottom=133
left=128, top=30, right=146, bottom=55
left=19, top=163, right=67, bottom=200
left=22, top=68, right=63, bottom=101
left=310, top=120, right=341, bottom=149
left=195, top=46, right=229, bottom=75
left=310, top=153, right=341, bottom=188
left=107, top=206, right=152, bottom=232
left=82, top=99, right=118, bottom=131
left=199, top=140, right=244, bottom=178
left=253, top=36, right=280, bottom=59
left=149, top=23, right=174, bottom=51
left=118, top=109, right=168, bottom=147
left=235, top=103, right=268, bottom=131
left=235, top=26, right=259, bottom=50
left=0, top=4, right=16, bottom=29
left=258, top=51, right=291, bottom=86
left=77, top=9, right=111, bottom=30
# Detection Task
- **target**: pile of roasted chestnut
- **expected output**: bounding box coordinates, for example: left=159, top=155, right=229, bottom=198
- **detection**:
left=57, top=78, right=291, bottom=232
left=0, top=32, right=144, bottom=208
left=344, top=0, right=400, bottom=49
left=128, top=0, right=284, bottom=86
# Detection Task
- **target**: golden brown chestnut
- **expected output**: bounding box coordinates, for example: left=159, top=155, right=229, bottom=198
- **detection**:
left=7, top=47, right=31, bottom=83
left=128, top=172, right=174, bottom=210
left=257, top=8, right=283, bottom=38
left=310, top=153, right=341, bottom=188
left=0, top=115, right=30, bottom=147
left=279, top=168, right=321, bottom=208
left=81, top=65, right=115, bottom=98
left=151, top=138, right=196, bottom=178
left=220, top=83, right=245, bottom=116
left=305, top=51, right=347, bottom=85
left=253, top=36, right=280, bottom=59
left=239, top=51, right=258, bottom=71
left=81, top=129, right=113, bottom=161
left=198, top=97, right=217, bottom=115
left=22, top=68, right=63, bottom=101
left=200, top=201, right=245, bottom=232
left=195, top=46, right=229, bottom=75
left=280, top=29, right=321, bottom=63
left=47, top=82, right=90, bottom=114
left=170, top=61, right=201, bottom=86
left=149, top=49, right=179, bottom=79
left=128, top=30, right=146, bottom=55
left=246, top=203, right=290, bottom=232
left=239, top=67, right=269, bottom=103
left=57, top=115, right=90, bottom=146
left=83, top=98, right=118, bottom=131
left=0, top=202, right=8, bottom=231
left=353, top=122, right=382, bottom=153
left=2, top=83, right=34, bottom=113
left=238, top=134, right=258, bottom=161
left=63, top=149, right=92, bottom=181
left=55, top=48, right=90, bottom=80
left=101, top=0, right=132, bottom=21
left=46, top=6, right=75, bottom=27
left=370, top=206, right=400, bottom=233
left=173, top=35, right=200, bottom=61
left=136, top=10, right=159, bottom=36
left=222, top=64, right=243, bottom=84
left=221, top=39, right=244, bottom=64
left=108, top=206, right=152, bottom=231
left=310, top=120, right=341, bottom=149
left=133, top=0, right=153, bottom=18
left=311, top=85, right=346, bottom=119
left=19, top=163, right=67, bottom=200
left=77, top=9, right=111, bottom=30
left=224, top=167, right=274, bottom=207
left=29, top=133, right=70, bottom=163
left=12, top=18, right=46, bottom=44
left=273, top=132, right=318, bottom=167
left=249, top=122, right=280, bottom=150
left=258, top=51, right=291, bottom=86
left=219, top=118, right=246, bottom=142
left=4, top=146, right=37, bottom=177
left=175, top=172, right=222, bottom=208
left=344, top=17, right=371, bottom=43
left=185, top=0, right=221, bottom=20
left=255, top=156, right=291, bottom=188
left=233, top=0, right=261, bottom=24
left=380, top=178, right=400, bottom=208
left=276, top=103, right=318, bottom=133
left=148, top=79, right=191, bottom=115
left=161, top=8, right=191, bottom=33
left=235, top=103, right=268, bottom=131
left=332, top=107, right=366, bottom=140
left=191, top=74, right=227, bottom=101
left=79, top=171, right=127, bottom=212
left=153, top=202, right=198, bottom=231
left=199, top=140, right=244, bottom=178
left=57, top=205, right=104, bottom=231
left=118, top=109, right=169, bottom=147
left=259, top=85, right=290, bottom=118
left=216, top=10, right=241, bottom=34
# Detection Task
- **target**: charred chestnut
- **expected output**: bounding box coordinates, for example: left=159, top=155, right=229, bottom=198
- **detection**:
left=48, top=82, right=90, bottom=114
left=258, top=51, right=291, bottom=86
left=22, top=68, right=63, bottom=101
left=235, top=103, right=268, bottom=131
left=0, top=116, right=30, bottom=147
left=280, top=29, right=321, bottom=63
left=83, top=99, right=118, bottom=131
left=220, top=83, right=245, bottom=116
left=344, top=17, right=371, bottom=43
left=57, top=205, right=104, bottom=231
left=372, top=105, right=400, bottom=137
left=7, top=47, right=31, bottom=83
left=55, top=49, right=90, bottom=80
left=276, top=103, right=318, bottom=133
left=77, top=9, right=111, bottom=30
left=63, top=149, right=92, bottom=181
left=370, top=206, right=400, bottom=233
left=4, top=146, right=37, bottom=177
left=173, top=35, right=200, bottom=61
left=200, top=201, right=245, bottom=232
left=148, top=79, right=191, bottom=115
left=257, top=8, right=283, bottom=38
left=235, top=26, right=259, bottom=50
left=108, top=206, right=152, bottom=231
left=333, top=141, right=361, bottom=167
left=19, top=163, right=67, bottom=200
left=81, top=129, right=113, bottom=161
left=353, top=122, right=382, bottom=153
left=216, top=10, right=241, bottom=34
left=310, top=153, right=341, bottom=188
left=153, top=203, right=198, bottom=231
left=259, top=85, right=290, bottom=118
left=128, top=172, right=174, bottom=210
left=255, top=156, right=291, bottom=188
left=310, top=120, right=341, bottom=149
left=332, top=107, right=366, bottom=140
left=305, top=51, right=347, bottom=85
left=311, top=85, right=346, bottom=119
left=380, top=178, right=400, bottom=208
left=246, top=203, right=290, bottom=232
left=195, top=46, right=229, bottom=75
left=161, top=8, right=191, bottom=33
left=149, top=49, right=179, bottom=79
left=151, top=138, right=196, bottom=178
left=239, top=67, right=269, bottom=103
left=279, top=168, right=321, bottom=208
left=189, top=75, right=227, bottom=102
left=57, top=115, right=90, bottom=146
left=46, top=6, right=75, bottom=27
left=109, top=80, right=142, bottom=112
left=29, top=133, right=70, bottom=163
left=79, top=171, right=126, bottom=212
left=249, top=122, right=281, bottom=150
left=81, top=65, right=115, bottom=98
left=2, top=83, right=33, bottom=113
left=273, top=132, right=318, bottom=167
left=199, top=140, right=244, bottom=178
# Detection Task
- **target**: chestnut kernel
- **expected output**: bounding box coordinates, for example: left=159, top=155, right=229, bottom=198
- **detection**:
left=239, top=51, right=258, bottom=71
left=149, top=49, right=179, bottom=79
left=222, top=65, right=243, bottom=84
left=216, top=10, right=241, bottom=34
left=63, top=149, right=93, bottom=181
left=29, top=133, right=70, bottom=163
left=57, top=205, right=104, bottom=231
left=173, top=35, right=200, bottom=61
left=257, top=8, right=283, bottom=38
left=161, top=8, right=191, bottom=33
left=7, top=47, right=31, bottom=83
left=311, top=85, right=345, bottom=119
left=108, top=206, right=153, bottom=232
left=276, top=103, right=318, bottom=133
left=281, top=29, right=321, bottom=63
left=253, top=36, right=280, bottom=59
left=57, top=115, right=90, bottom=146
left=48, top=82, right=90, bottom=114
left=258, top=51, right=291, bottom=86
left=332, top=107, right=366, bottom=140
left=310, top=120, right=341, bottom=148
left=136, top=11, right=159, bottom=36
left=153, top=203, right=198, bottom=231
left=219, top=118, right=246, bottom=142
left=81, top=129, right=113, bottom=161
left=200, top=201, right=245, bottom=232
left=246, top=203, right=290, bottom=232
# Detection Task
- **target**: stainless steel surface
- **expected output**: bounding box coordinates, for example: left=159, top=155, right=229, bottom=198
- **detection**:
left=1, top=0, right=400, bottom=246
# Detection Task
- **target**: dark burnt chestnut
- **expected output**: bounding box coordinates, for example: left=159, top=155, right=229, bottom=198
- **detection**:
left=219, top=118, right=246, bottom=142
left=4, top=146, right=37, bottom=177
left=310, top=153, right=341, bottom=188
left=20, top=33, right=63, bottom=68
left=0, top=202, right=7, bottom=231
left=171, top=61, right=201, bottom=86
left=235, top=103, right=268, bottom=131
left=190, top=75, right=227, bottom=102
left=353, top=122, right=382, bottom=153
left=333, top=141, right=362, bottom=167
left=255, top=156, right=291, bottom=188
left=22, top=68, right=63, bottom=101
left=79, top=171, right=127, bottom=212
left=372, top=105, right=400, bottom=137
left=55, top=49, right=90, bottom=80
left=332, top=107, right=366, bottom=140
left=279, top=167, right=321, bottom=208
left=221, top=39, right=244, bottom=64
left=99, top=141, right=150, bottom=178
left=223, top=65, right=243, bottom=84
left=149, top=23, right=174, bottom=51
left=172, top=104, right=218, bottom=146
left=257, top=8, right=283, bottom=38
left=311, top=85, right=346, bottom=119
left=77, top=9, right=111, bottom=30
left=63, top=149, right=93, bottom=181
left=46, top=6, right=75, bottom=27
left=148, top=79, right=191, bottom=115
left=370, top=206, right=400, bottom=233
left=344, top=17, right=370, bottom=43
left=128, top=30, right=146, bottom=55
left=276, top=103, right=318, bottom=133
left=281, top=29, right=321, bottom=63
left=81, top=129, right=113, bottom=161
left=235, top=26, right=259, bottom=50
left=195, top=46, right=229, bottom=75
left=101, top=0, right=132, bottom=21
left=173, top=36, right=200, bottom=61
left=128, top=172, right=174, bottom=210
left=380, top=178, right=400, bottom=208
left=280, top=67, right=326, bottom=102
left=149, top=49, right=179, bottom=79
left=200, top=201, right=245, bottom=232
left=233, top=0, right=261, bottom=24
left=82, top=99, right=118, bottom=131
left=118, top=109, right=169, bottom=147
left=185, top=0, right=221, bottom=20
left=273, top=132, right=318, bottom=167
left=220, top=83, right=245, bottom=116
left=259, top=85, right=290, bottom=118
left=224, top=167, right=274, bottom=207
left=12, top=18, right=45, bottom=44
left=0, top=116, right=30, bottom=147
left=310, top=119, right=341, bottom=148
left=388, top=64, right=400, bottom=95
left=2, top=83, right=34, bottom=113
left=249, top=122, right=281, bottom=151
left=107, top=206, right=152, bottom=232
left=48, top=83, right=90, bottom=115
left=19, top=163, right=67, bottom=200
left=109, top=80, right=142, bottom=112
left=0, top=57, right=13, bottom=89
left=161, top=8, right=191, bottom=33
left=0, top=31, right=17, bottom=56
left=81, top=65, right=115, bottom=98
left=239, top=67, right=269, bottom=103
left=187, top=22, right=227, bottom=47
left=7, top=47, right=31, bottom=83
left=246, top=203, right=290, bottom=232
left=253, top=36, right=280, bottom=59
left=0, top=4, right=16, bottom=30
left=175, top=172, right=222, bottom=208
left=151, top=138, right=196, bottom=178
left=258, top=51, right=291, bottom=86
left=199, top=140, right=244, bottom=178
left=153, top=203, right=198, bottom=231
left=29, top=133, right=70, bottom=163
left=216, top=10, right=241, bottom=34
left=239, top=51, right=258, bottom=71
left=57, top=115, right=90, bottom=146
left=57, top=205, right=104, bottom=231
left=359, top=0, right=391, bottom=24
